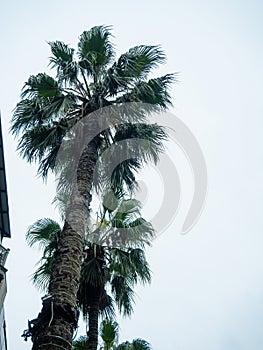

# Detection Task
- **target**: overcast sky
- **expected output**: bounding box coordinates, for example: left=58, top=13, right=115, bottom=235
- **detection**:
left=1, top=1, right=263, bottom=349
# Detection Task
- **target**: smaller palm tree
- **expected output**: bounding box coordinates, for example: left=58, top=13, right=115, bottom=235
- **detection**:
left=73, top=318, right=152, bottom=350
left=100, top=318, right=119, bottom=350
left=26, top=194, right=153, bottom=350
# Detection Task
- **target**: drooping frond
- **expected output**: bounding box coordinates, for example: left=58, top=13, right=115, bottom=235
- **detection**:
left=116, top=73, right=176, bottom=108
left=49, top=40, right=78, bottom=83
left=110, top=248, right=151, bottom=285
left=17, top=123, right=67, bottom=176
left=111, top=273, right=135, bottom=316
left=116, top=45, right=165, bottom=79
left=114, top=123, right=168, bottom=164
left=96, top=123, right=167, bottom=193
left=102, top=45, right=166, bottom=97
left=31, top=256, right=54, bottom=292
left=99, top=291, right=116, bottom=319
left=26, top=218, right=61, bottom=251
left=26, top=218, right=61, bottom=292
left=80, top=257, right=104, bottom=287
left=11, top=98, right=47, bottom=135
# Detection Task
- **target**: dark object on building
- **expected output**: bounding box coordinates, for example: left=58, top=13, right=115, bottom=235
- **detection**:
left=0, top=115, right=11, bottom=350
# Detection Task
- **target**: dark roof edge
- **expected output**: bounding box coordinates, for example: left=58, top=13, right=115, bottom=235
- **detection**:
left=0, top=113, right=11, bottom=239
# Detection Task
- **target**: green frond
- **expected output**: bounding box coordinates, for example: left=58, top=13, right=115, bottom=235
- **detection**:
left=49, top=40, right=78, bottom=83
left=17, top=122, right=67, bottom=177
left=31, top=256, right=54, bottom=292
left=110, top=159, right=141, bottom=193
left=49, top=40, right=74, bottom=63
left=97, top=123, right=167, bottom=193
left=131, top=339, right=152, bottom=350
left=114, top=123, right=168, bottom=164
left=116, top=45, right=165, bottom=79
left=26, top=218, right=61, bottom=250
left=72, top=336, right=88, bottom=350
left=102, top=45, right=165, bottom=96
left=11, top=98, right=46, bottom=136
left=99, top=292, right=116, bottom=319
left=111, top=274, right=135, bottom=316
left=116, top=73, right=176, bottom=108
left=21, top=73, right=61, bottom=99
left=81, top=258, right=104, bottom=287
left=43, top=94, right=79, bottom=116
left=78, top=25, right=115, bottom=74
left=110, top=248, right=151, bottom=285
left=100, top=318, right=119, bottom=347
left=114, top=338, right=152, bottom=350
left=128, top=249, right=151, bottom=284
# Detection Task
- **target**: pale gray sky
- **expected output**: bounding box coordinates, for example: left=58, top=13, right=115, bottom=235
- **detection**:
left=1, top=1, right=263, bottom=349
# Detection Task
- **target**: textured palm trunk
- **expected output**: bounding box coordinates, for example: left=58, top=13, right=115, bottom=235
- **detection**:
left=30, top=136, right=101, bottom=350
left=87, top=293, right=100, bottom=350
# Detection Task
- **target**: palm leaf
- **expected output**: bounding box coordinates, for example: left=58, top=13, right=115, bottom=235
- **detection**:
left=31, top=256, right=54, bottom=292
left=72, top=336, right=88, bottom=350
left=21, top=73, right=61, bottom=98
left=100, top=318, right=119, bottom=348
left=26, top=218, right=61, bottom=251
left=115, top=45, right=165, bottom=79
left=49, top=40, right=79, bottom=84
left=78, top=25, right=114, bottom=74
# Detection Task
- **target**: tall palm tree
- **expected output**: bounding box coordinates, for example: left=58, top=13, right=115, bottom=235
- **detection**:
left=26, top=196, right=153, bottom=350
left=12, top=26, right=174, bottom=350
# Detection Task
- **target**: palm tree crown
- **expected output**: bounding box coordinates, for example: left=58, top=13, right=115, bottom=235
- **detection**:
left=73, top=318, right=152, bottom=350
left=11, top=25, right=174, bottom=183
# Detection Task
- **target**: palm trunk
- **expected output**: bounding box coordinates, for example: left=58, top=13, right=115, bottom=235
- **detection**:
left=87, top=293, right=100, bottom=350
left=30, top=137, right=101, bottom=350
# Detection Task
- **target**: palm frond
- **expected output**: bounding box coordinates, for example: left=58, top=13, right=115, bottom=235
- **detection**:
left=116, top=45, right=165, bottom=79
left=49, top=41, right=78, bottom=83
left=11, top=98, right=46, bottom=135
left=100, top=318, right=119, bottom=348
left=31, top=256, right=54, bottom=292
left=81, top=258, right=104, bottom=287
left=26, top=218, right=61, bottom=251
left=78, top=25, right=115, bottom=75
left=72, top=336, right=88, bottom=350
left=17, top=122, right=67, bottom=177
left=131, top=339, right=152, bottom=350
left=128, top=249, right=151, bottom=284
left=111, top=274, right=135, bottom=316
left=21, top=73, right=61, bottom=99
left=99, top=292, right=116, bottom=319
left=110, top=248, right=151, bottom=284
left=116, top=73, right=176, bottom=108
left=119, top=124, right=166, bottom=161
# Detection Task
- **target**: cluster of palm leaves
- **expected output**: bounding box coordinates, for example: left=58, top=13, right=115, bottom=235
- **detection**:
left=12, top=25, right=175, bottom=350
left=11, top=25, right=174, bottom=183
left=73, top=318, right=151, bottom=350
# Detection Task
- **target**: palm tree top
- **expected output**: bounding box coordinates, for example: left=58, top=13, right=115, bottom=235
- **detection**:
left=11, top=25, right=175, bottom=180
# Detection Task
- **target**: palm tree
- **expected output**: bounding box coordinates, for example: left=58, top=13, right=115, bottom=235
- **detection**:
left=99, top=319, right=119, bottom=350
left=12, top=26, right=174, bottom=350
left=26, top=195, right=153, bottom=350
left=79, top=195, right=153, bottom=350
left=73, top=318, right=152, bottom=350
